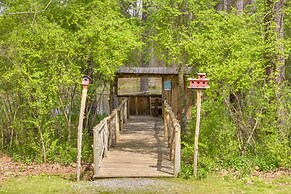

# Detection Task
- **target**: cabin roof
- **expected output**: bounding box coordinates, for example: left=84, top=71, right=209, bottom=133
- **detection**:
left=116, top=67, right=191, bottom=77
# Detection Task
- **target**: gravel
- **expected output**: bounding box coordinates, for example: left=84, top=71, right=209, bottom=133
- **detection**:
left=74, top=178, right=186, bottom=193
left=90, top=178, right=170, bottom=190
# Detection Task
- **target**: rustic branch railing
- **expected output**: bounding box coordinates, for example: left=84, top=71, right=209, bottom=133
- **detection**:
left=93, top=98, right=128, bottom=176
left=163, top=100, right=181, bottom=177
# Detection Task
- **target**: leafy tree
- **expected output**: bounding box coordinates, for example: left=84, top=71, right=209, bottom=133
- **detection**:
left=0, top=0, right=140, bottom=163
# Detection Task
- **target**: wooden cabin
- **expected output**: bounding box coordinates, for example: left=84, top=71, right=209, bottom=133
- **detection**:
left=110, top=67, right=194, bottom=120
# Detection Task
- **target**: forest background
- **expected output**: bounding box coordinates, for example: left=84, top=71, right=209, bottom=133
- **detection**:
left=0, top=0, right=290, bottom=178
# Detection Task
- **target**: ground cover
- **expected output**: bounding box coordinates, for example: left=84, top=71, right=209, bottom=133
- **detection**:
left=0, top=155, right=290, bottom=194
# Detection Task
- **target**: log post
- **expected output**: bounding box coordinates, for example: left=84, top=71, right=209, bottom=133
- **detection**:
left=104, top=119, right=108, bottom=157
left=193, top=89, right=202, bottom=177
left=135, top=96, right=138, bottom=115
left=163, top=106, right=168, bottom=143
left=166, top=114, right=170, bottom=146
left=120, top=108, right=124, bottom=131
left=77, top=76, right=90, bottom=181
left=93, top=127, right=98, bottom=177
left=124, top=100, right=128, bottom=123
left=114, top=110, right=120, bottom=140
left=188, top=73, right=209, bottom=177
left=127, top=98, right=130, bottom=119
left=174, top=124, right=181, bottom=178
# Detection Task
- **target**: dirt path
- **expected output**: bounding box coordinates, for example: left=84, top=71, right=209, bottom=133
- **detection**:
left=0, top=154, right=75, bottom=182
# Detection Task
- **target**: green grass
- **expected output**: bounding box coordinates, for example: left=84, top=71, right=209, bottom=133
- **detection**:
left=0, top=174, right=290, bottom=194
left=0, top=175, right=77, bottom=194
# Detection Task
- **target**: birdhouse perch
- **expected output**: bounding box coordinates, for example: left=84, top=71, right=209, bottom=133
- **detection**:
left=81, top=75, right=91, bottom=86
left=188, top=73, right=209, bottom=89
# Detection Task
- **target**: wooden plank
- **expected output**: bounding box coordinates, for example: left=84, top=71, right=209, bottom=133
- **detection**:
left=95, top=116, right=174, bottom=178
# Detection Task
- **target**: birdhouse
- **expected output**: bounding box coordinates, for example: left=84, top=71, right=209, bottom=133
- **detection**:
left=188, top=73, right=209, bottom=89
left=198, top=73, right=206, bottom=79
left=81, top=75, right=91, bottom=86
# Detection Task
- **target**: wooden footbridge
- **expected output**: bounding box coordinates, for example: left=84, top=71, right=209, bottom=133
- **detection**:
left=91, top=67, right=190, bottom=178
left=92, top=98, right=181, bottom=178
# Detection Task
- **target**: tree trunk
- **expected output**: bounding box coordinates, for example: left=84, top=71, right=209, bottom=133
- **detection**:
left=274, top=0, right=287, bottom=134
left=264, top=0, right=287, bottom=133
left=137, top=0, right=149, bottom=93
left=136, top=0, right=142, bottom=19
left=235, top=0, right=244, bottom=12
left=178, top=64, right=186, bottom=135
left=215, top=0, right=231, bottom=11
left=223, top=0, right=228, bottom=11
left=274, top=0, right=285, bottom=84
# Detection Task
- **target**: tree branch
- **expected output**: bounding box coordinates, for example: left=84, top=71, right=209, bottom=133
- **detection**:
left=0, top=0, right=53, bottom=16
left=242, top=117, right=259, bottom=154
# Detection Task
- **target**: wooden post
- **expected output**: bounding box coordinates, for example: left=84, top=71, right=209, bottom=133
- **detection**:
left=135, top=96, right=138, bottom=115
left=150, top=97, right=152, bottom=116
left=77, top=76, right=90, bottom=181
left=104, top=120, right=108, bottom=157
left=188, top=73, right=209, bottom=177
left=115, top=110, right=120, bottom=140
left=120, top=108, right=124, bottom=131
left=124, top=100, right=128, bottom=123
left=193, top=89, right=202, bottom=177
left=174, top=124, right=181, bottom=178
left=163, top=104, right=168, bottom=142
left=166, top=114, right=171, bottom=148
left=93, top=127, right=98, bottom=177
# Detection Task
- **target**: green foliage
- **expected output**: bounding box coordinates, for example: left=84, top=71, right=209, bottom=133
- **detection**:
left=148, top=1, right=291, bottom=177
left=0, top=0, right=141, bottom=163
left=0, top=0, right=290, bottom=177
left=47, top=139, right=78, bottom=165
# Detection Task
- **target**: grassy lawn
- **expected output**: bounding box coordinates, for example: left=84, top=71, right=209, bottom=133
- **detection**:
left=0, top=174, right=290, bottom=194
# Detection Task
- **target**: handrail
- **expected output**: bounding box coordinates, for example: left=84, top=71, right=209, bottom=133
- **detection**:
left=93, top=98, right=128, bottom=176
left=163, top=100, right=181, bottom=178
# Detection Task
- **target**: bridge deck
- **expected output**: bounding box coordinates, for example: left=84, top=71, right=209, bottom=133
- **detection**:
left=95, top=116, right=174, bottom=178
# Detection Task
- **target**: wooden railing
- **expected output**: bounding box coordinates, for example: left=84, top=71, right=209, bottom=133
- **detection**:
left=163, top=100, right=181, bottom=177
left=93, top=98, right=128, bottom=176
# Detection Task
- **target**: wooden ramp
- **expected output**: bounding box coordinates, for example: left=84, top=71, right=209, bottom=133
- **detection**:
left=95, top=116, right=174, bottom=178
